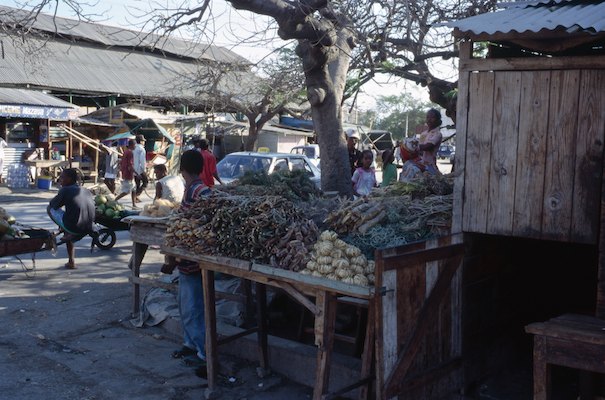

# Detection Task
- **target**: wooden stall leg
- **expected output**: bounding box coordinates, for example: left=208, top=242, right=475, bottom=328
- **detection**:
left=129, top=242, right=148, bottom=316
left=313, top=291, right=337, bottom=400
left=359, top=298, right=375, bottom=400
left=201, top=267, right=221, bottom=399
left=243, top=279, right=255, bottom=328
left=255, top=282, right=270, bottom=377
left=533, top=336, right=551, bottom=400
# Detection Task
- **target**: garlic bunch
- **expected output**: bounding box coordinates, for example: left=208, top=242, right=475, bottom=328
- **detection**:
left=299, top=230, right=376, bottom=286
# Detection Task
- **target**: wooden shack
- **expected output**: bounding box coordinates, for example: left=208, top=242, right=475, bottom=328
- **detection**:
left=448, top=0, right=605, bottom=396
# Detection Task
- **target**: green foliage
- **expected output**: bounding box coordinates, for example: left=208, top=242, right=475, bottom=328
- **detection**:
left=373, top=93, right=432, bottom=139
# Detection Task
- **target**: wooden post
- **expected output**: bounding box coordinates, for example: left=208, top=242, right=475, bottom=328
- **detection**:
left=313, top=291, right=337, bottom=400
left=255, top=282, right=270, bottom=374
left=201, top=267, right=220, bottom=399
left=533, top=335, right=551, bottom=400
left=359, top=297, right=375, bottom=400
left=129, top=242, right=148, bottom=316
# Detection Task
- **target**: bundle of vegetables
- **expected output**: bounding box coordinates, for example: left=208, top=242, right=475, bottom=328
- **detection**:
left=94, top=194, right=126, bottom=219
left=166, top=195, right=319, bottom=270
left=299, top=230, right=375, bottom=286
left=373, top=173, right=454, bottom=199
left=0, top=206, right=28, bottom=239
left=340, top=194, right=453, bottom=258
left=219, top=170, right=321, bottom=201
left=141, top=199, right=179, bottom=218
left=324, top=197, right=387, bottom=235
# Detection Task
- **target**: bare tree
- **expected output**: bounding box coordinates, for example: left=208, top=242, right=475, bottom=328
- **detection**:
left=348, top=0, right=496, bottom=122
left=184, top=47, right=307, bottom=151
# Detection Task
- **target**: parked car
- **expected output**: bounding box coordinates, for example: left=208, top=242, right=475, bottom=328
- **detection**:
left=217, top=152, right=321, bottom=188
left=290, top=144, right=320, bottom=168
left=437, top=144, right=454, bottom=162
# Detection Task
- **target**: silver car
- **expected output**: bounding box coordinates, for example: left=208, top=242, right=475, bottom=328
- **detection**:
left=217, top=152, right=321, bottom=188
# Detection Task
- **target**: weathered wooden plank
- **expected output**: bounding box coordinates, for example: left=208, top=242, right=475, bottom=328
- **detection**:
left=532, top=335, right=551, bottom=400
left=273, top=281, right=320, bottom=316
left=383, top=254, right=464, bottom=398
left=452, top=41, right=472, bottom=234
left=571, top=70, right=605, bottom=244
left=487, top=71, right=522, bottom=235
left=313, top=291, right=337, bottom=399
left=542, top=70, right=581, bottom=241
left=381, top=243, right=465, bottom=271
left=359, top=298, right=376, bottom=400
left=373, top=253, right=386, bottom=400
left=255, top=283, right=269, bottom=371
left=129, top=223, right=166, bottom=246
left=460, top=55, right=605, bottom=73
left=463, top=71, right=495, bottom=233
left=512, top=71, right=550, bottom=238
left=201, top=268, right=220, bottom=395
left=251, top=263, right=374, bottom=298
left=380, top=268, right=398, bottom=400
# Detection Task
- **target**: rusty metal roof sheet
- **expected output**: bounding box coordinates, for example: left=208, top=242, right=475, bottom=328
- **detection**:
left=0, top=5, right=247, bottom=64
left=448, top=0, right=605, bottom=37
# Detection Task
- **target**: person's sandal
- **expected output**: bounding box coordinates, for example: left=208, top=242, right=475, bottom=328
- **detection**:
left=171, top=346, right=196, bottom=359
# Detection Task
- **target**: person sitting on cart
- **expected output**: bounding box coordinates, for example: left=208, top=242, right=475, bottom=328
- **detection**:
left=164, top=150, right=211, bottom=372
left=47, top=168, right=95, bottom=269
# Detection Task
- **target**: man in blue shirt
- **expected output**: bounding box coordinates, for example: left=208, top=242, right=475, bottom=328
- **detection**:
left=47, top=168, right=95, bottom=269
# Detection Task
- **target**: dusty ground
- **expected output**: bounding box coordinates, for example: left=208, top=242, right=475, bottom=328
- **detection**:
left=0, top=185, right=312, bottom=400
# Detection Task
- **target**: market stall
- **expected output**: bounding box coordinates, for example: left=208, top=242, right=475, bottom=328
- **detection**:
left=149, top=170, right=461, bottom=399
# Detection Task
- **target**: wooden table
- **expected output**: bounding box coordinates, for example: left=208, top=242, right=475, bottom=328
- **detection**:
left=24, top=159, right=69, bottom=181
left=162, top=245, right=377, bottom=400
left=525, top=314, right=605, bottom=399
left=126, top=216, right=170, bottom=315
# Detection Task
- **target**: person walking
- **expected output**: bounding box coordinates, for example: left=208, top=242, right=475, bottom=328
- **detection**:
left=197, top=139, right=221, bottom=187
left=0, top=134, right=7, bottom=184
left=103, top=143, right=119, bottom=194
left=133, top=134, right=148, bottom=201
left=115, top=139, right=137, bottom=208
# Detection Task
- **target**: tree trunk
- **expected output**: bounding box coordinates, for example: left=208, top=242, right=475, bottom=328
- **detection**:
left=245, top=122, right=258, bottom=151
left=298, top=34, right=354, bottom=196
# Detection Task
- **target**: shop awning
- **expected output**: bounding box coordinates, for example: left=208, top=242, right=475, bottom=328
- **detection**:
left=0, top=88, right=78, bottom=120
left=125, top=118, right=176, bottom=144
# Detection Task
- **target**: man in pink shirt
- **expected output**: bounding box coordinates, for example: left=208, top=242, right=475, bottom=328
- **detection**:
left=197, top=139, right=222, bottom=187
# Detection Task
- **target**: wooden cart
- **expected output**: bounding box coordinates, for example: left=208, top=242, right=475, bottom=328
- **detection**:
left=0, top=228, right=55, bottom=275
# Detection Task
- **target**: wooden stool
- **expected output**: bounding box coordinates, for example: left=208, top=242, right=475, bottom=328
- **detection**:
left=525, top=313, right=605, bottom=399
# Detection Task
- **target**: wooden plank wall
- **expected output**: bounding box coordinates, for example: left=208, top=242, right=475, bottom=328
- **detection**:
left=375, top=235, right=463, bottom=400
left=458, top=69, right=605, bottom=244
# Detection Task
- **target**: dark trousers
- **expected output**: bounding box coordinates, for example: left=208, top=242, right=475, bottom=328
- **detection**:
left=134, top=172, right=148, bottom=196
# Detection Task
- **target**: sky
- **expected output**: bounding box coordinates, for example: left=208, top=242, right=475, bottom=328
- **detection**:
left=1, top=0, right=435, bottom=110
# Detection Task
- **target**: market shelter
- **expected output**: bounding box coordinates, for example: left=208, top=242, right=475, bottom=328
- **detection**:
left=448, top=0, right=605, bottom=397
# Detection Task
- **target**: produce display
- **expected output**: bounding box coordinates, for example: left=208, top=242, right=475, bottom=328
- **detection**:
left=165, top=171, right=454, bottom=287
left=166, top=195, right=319, bottom=271
left=141, top=199, right=179, bottom=218
left=94, top=194, right=127, bottom=219
left=299, top=230, right=375, bottom=286
left=325, top=173, right=454, bottom=258
left=0, top=206, right=28, bottom=239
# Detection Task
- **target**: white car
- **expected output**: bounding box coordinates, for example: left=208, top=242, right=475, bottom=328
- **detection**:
left=290, top=144, right=320, bottom=168
left=217, top=152, right=321, bottom=188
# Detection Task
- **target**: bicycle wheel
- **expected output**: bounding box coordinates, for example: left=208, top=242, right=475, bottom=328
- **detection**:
left=94, top=228, right=116, bottom=250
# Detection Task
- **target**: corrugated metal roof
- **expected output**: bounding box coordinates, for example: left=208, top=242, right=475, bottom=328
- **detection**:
left=448, top=0, right=605, bottom=36
left=0, top=5, right=247, bottom=64
left=0, top=35, right=256, bottom=100
left=0, top=87, right=77, bottom=108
